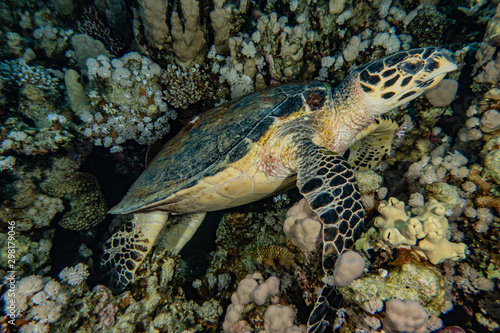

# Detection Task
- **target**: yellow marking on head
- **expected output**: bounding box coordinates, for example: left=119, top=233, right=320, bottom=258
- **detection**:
left=356, top=48, right=457, bottom=112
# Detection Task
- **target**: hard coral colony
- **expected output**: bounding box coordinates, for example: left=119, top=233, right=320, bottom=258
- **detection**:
left=0, top=1, right=499, bottom=333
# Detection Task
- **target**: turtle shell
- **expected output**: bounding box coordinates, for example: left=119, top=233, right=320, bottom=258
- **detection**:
left=109, top=81, right=329, bottom=214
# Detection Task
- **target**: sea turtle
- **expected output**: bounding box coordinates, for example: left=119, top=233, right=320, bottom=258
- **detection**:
left=102, top=47, right=457, bottom=332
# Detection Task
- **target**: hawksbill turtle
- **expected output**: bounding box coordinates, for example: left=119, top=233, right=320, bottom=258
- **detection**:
left=102, top=47, right=457, bottom=332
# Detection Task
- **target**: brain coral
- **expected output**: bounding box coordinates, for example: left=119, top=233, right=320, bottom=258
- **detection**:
left=42, top=172, right=107, bottom=231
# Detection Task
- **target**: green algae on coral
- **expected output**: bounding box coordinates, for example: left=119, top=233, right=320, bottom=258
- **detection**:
left=340, top=261, right=446, bottom=316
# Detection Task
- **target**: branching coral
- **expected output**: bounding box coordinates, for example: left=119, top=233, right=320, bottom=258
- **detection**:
left=160, top=63, right=222, bottom=110
left=210, top=0, right=233, bottom=55
left=171, top=0, right=206, bottom=65
left=139, top=0, right=169, bottom=48
left=59, top=263, right=90, bottom=286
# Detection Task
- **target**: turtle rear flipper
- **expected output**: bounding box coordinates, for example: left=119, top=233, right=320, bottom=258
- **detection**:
left=102, top=212, right=168, bottom=290
left=296, top=141, right=365, bottom=332
left=102, top=212, right=206, bottom=290
left=160, top=212, right=206, bottom=255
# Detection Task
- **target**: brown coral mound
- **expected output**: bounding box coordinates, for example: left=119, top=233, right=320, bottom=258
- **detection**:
left=43, top=172, right=107, bottom=231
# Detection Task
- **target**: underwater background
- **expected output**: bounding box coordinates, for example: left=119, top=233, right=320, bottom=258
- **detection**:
left=0, top=0, right=499, bottom=332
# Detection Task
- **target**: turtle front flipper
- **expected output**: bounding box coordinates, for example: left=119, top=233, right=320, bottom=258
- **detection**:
left=307, top=284, right=340, bottom=333
left=348, top=117, right=399, bottom=171
left=102, top=212, right=168, bottom=290
left=295, top=142, right=365, bottom=332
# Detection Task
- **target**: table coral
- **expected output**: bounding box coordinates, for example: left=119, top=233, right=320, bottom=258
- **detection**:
left=246, top=245, right=298, bottom=270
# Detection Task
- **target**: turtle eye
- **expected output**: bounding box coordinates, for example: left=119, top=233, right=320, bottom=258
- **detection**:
left=398, top=60, right=424, bottom=74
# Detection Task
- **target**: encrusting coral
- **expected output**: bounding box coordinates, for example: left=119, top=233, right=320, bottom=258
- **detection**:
left=374, top=197, right=468, bottom=264
left=340, top=259, right=447, bottom=317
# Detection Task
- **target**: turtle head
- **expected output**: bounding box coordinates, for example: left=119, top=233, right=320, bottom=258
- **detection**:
left=350, top=47, right=458, bottom=114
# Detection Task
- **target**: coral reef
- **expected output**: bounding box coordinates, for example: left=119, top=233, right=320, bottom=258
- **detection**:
left=341, top=259, right=447, bottom=317
left=0, top=0, right=498, bottom=332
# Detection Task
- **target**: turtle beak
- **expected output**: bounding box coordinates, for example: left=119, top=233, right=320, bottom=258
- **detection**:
left=423, top=73, right=447, bottom=90
left=409, top=49, right=457, bottom=91
left=423, top=49, right=458, bottom=87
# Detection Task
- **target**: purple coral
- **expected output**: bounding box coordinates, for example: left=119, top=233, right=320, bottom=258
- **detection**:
left=98, top=303, right=118, bottom=327
left=93, top=286, right=118, bottom=327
